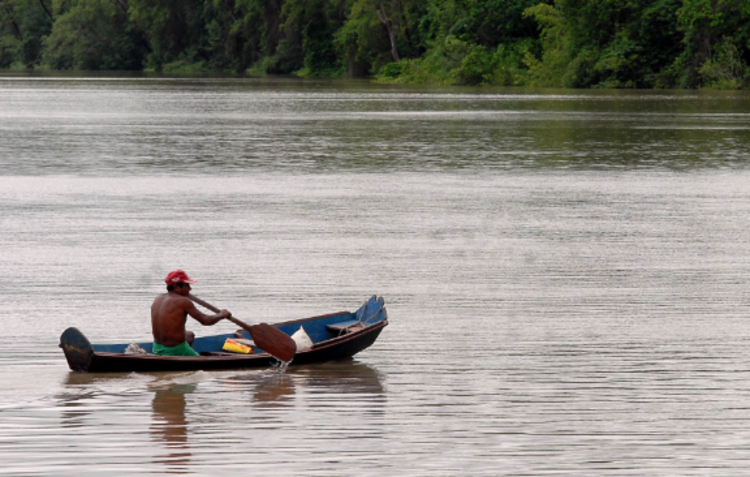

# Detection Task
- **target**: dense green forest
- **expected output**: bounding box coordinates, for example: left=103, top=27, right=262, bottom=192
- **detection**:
left=1, top=0, right=749, bottom=88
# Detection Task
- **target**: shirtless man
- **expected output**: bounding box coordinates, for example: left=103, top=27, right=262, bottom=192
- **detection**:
left=151, top=269, right=231, bottom=356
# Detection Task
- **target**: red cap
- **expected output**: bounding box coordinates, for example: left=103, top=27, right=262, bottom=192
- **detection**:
left=165, top=270, right=196, bottom=285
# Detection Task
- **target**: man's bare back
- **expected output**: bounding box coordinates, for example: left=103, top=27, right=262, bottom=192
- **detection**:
left=152, top=270, right=230, bottom=347
left=151, top=292, right=194, bottom=346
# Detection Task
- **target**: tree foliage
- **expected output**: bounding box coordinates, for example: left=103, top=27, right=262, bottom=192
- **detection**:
left=0, top=0, right=748, bottom=89
left=45, top=0, right=144, bottom=70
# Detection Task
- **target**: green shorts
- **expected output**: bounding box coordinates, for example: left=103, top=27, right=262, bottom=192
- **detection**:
left=152, top=341, right=199, bottom=357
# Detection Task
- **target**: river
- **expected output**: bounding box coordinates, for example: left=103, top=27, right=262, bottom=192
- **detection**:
left=1, top=73, right=750, bottom=475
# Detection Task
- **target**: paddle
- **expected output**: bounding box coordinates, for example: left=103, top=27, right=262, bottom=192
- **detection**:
left=189, top=294, right=296, bottom=363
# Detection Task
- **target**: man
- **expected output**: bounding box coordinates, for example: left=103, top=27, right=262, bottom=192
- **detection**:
left=151, top=269, right=231, bottom=356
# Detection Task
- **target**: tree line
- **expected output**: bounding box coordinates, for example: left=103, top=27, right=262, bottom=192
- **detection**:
left=1, top=0, right=749, bottom=89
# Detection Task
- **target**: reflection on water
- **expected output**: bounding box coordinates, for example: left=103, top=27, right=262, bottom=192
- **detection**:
left=247, top=372, right=296, bottom=405
left=13, top=363, right=388, bottom=476
left=1, top=75, right=749, bottom=175
left=151, top=384, right=195, bottom=473
left=234, top=361, right=386, bottom=406
left=294, top=360, right=385, bottom=394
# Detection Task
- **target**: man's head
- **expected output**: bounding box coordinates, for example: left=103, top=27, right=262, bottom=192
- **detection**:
left=165, top=269, right=196, bottom=292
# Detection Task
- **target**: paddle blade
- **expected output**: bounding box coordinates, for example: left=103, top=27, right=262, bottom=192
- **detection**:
left=248, top=323, right=297, bottom=363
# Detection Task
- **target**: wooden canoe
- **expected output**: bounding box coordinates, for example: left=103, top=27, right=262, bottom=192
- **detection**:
left=60, top=296, right=388, bottom=373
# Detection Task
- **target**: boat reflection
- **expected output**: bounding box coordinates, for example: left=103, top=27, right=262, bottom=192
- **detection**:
left=60, top=371, right=197, bottom=474
left=249, top=370, right=296, bottom=406
left=226, top=360, right=385, bottom=402
left=57, top=361, right=385, bottom=473
left=287, top=360, right=385, bottom=396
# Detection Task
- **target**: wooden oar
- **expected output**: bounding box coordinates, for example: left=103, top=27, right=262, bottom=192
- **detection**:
left=189, top=294, right=296, bottom=363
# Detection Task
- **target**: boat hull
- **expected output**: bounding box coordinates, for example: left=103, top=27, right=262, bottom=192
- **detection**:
left=60, top=296, right=388, bottom=373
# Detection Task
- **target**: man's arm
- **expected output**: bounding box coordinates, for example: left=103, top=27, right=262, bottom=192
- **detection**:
left=184, top=299, right=231, bottom=325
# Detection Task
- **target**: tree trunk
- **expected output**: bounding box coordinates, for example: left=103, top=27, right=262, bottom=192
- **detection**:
left=375, top=1, right=400, bottom=62
left=38, top=0, right=52, bottom=19
left=2, top=6, right=22, bottom=41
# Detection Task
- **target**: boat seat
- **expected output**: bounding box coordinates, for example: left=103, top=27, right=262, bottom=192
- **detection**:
left=326, top=319, right=366, bottom=334
left=200, top=351, right=237, bottom=356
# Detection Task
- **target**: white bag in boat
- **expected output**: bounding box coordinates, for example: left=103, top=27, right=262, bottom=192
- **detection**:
left=291, top=326, right=313, bottom=351
left=124, top=343, right=148, bottom=354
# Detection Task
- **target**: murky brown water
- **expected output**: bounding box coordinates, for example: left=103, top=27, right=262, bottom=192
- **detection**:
left=2, top=75, right=750, bottom=475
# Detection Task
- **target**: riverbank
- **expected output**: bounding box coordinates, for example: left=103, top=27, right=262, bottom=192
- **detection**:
left=2, top=1, right=748, bottom=91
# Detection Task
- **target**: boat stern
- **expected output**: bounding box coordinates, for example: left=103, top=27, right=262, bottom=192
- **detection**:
left=59, top=327, right=94, bottom=372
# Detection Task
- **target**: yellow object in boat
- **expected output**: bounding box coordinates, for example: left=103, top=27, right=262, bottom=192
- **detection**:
left=223, top=338, right=253, bottom=354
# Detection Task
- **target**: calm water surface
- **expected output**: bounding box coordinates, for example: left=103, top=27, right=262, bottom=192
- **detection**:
left=2, top=74, right=750, bottom=475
